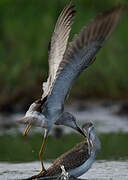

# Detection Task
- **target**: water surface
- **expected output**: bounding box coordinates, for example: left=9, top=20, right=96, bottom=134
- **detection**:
left=0, top=161, right=128, bottom=180
left=0, top=101, right=128, bottom=179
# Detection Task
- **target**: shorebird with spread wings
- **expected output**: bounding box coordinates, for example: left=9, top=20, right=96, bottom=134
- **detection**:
left=18, top=0, right=123, bottom=177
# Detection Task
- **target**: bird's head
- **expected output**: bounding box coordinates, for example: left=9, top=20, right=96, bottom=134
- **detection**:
left=17, top=114, right=46, bottom=127
left=82, top=122, right=101, bottom=154
left=82, top=122, right=94, bottom=139
left=56, top=112, right=85, bottom=137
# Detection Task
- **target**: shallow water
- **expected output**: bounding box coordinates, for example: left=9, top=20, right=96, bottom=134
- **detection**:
left=0, top=161, right=128, bottom=180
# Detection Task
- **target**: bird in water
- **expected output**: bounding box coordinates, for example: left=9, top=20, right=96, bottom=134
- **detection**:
left=18, top=0, right=123, bottom=177
left=26, top=122, right=100, bottom=180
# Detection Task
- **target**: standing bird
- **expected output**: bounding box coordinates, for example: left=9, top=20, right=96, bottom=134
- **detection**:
left=18, top=0, right=123, bottom=177
left=26, top=122, right=100, bottom=180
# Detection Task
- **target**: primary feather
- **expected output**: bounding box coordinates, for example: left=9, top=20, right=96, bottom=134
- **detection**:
left=42, top=0, right=76, bottom=100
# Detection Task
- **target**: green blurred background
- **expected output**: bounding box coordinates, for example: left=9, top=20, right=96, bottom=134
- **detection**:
left=0, top=0, right=128, bottom=108
left=1, top=133, right=128, bottom=162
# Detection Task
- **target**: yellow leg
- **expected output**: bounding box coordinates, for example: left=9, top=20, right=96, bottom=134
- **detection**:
left=23, top=124, right=31, bottom=136
left=39, top=137, right=47, bottom=172
left=26, top=136, right=48, bottom=179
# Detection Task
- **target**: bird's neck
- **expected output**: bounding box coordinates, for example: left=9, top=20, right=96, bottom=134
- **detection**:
left=90, top=130, right=101, bottom=156
left=90, top=130, right=96, bottom=142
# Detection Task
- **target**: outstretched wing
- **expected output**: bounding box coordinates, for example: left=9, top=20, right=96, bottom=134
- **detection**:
left=42, top=0, right=76, bottom=99
left=45, top=6, right=123, bottom=111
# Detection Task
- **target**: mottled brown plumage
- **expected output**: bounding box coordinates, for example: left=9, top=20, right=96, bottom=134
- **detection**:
left=45, top=141, right=89, bottom=176
left=27, top=140, right=89, bottom=180
left=26, top=122, right=101, bottom=180
left=25, top=140, right=89, bottom=180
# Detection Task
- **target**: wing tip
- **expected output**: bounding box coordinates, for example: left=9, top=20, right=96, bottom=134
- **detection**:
left=57, top=4, right=124, bottom=75
left=96, top=4, right=124, bottom=22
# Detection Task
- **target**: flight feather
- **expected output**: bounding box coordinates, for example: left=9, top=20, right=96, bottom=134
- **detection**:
left=42, top=0, right=76, bottom=100
left=45, top=6, right=123, bottom=110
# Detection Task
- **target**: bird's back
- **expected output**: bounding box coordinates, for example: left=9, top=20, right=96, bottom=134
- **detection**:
left=42, top=140, right=89, bottom=177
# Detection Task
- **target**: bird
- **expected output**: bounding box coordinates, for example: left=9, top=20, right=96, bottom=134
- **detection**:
left=18, top=0, right=123, bottom=177
left=26, top=122, right=100, bottom=180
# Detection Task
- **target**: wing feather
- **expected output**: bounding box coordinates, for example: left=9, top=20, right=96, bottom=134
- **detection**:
left=45, top=6, right=123, bottom=111
left=42, top=0, right=76, bottom=100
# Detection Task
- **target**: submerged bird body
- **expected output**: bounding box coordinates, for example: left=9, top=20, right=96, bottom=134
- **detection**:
left=29, top=122, right=100, bottom=179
